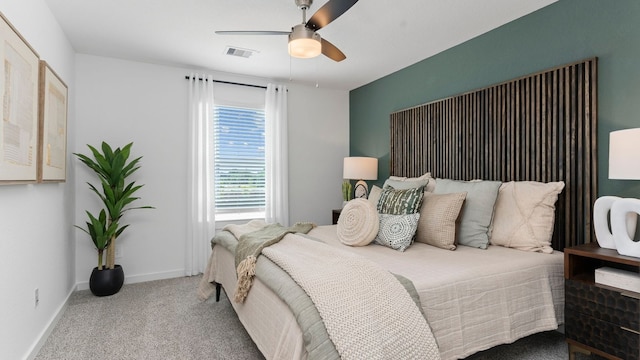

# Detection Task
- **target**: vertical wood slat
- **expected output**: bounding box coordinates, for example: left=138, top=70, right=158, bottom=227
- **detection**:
left=389, top=58, right=598, bottom=250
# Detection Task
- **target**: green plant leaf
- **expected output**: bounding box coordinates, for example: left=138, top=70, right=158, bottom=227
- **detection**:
left=88, top=144, right=111, bottom=176
left=75, top=210, right=117, bottom=251
left=101, top=141, right=114, bottom=160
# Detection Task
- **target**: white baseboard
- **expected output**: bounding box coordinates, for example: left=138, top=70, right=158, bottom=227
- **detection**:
left=75, top=269, right=185, bottom=291
left=26, top=286, right=75, bottom=360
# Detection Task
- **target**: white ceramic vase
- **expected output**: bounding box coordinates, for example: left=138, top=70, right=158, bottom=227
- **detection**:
left=611, top=198, right=640, bottom=257
left=593, top=196, right=636, bottom=249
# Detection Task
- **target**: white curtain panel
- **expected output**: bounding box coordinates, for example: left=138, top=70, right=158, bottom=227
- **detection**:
left=186, top=74, right=215, bottom=276
left=265, top=84, right=289, bottom=226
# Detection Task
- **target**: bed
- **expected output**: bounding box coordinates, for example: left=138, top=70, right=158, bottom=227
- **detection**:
left=204, top=223, right=564, bottom=360
left=198, top=58, right=598, bottom=360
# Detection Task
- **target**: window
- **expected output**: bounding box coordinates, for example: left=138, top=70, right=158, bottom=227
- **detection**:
left=213, top=105, right=265, bottom=220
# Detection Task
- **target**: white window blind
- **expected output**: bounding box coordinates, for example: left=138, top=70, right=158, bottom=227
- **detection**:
left=213, top=105, right=266, bottom=215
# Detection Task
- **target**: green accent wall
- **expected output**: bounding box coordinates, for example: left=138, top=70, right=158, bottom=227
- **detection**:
left=350, top=0, right=640, bottom=198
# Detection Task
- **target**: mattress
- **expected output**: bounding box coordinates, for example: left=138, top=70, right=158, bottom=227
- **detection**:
left=209, top=224, right=564, bottom=360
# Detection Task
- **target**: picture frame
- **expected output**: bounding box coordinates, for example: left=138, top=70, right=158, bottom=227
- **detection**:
left=38, top=61, right=68, bottom=182
left=0, top=12, right=40, bottom=184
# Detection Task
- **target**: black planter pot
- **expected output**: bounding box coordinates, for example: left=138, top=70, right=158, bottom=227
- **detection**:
left=89, top=265, right=124, bottom=296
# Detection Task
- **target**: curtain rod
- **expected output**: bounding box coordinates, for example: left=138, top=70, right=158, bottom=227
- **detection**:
left=184, top=75, right=267, bottom=90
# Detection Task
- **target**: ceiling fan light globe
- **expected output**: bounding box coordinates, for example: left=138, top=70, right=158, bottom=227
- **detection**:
left=289, top=38, right=321, bottom=58
left=288, top=24, right=321, bottom=59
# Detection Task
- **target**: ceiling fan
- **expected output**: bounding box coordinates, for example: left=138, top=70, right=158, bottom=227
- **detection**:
left=215, top=0, right=358, bottom=62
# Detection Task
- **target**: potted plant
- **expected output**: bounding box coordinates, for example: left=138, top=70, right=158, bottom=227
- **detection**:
left=75, top=209, right=121, bottom=296
left=74, top=142, right=152, bottom=296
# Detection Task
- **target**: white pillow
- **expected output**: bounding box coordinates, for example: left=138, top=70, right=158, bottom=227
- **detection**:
left=489, top=181, right=565, bottom=253
left=368, top=185, right=382, bottom=208
left=388, top=172, right=431, bottom=181
left=388, top=173, right=436, bottom=192
left=337, top=199, right=379, bottom=246
left=383, top=177, right=429, bottom=191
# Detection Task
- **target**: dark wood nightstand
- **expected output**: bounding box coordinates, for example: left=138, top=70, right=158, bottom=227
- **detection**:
left=564, top=242, right=640, bottom=360
left=332, top=209, right=341, bottom=225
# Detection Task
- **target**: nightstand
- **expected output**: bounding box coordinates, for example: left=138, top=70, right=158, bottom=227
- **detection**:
left=564, top=242, right=640, bottom=360
left=332, top=209, right=341, bottom=225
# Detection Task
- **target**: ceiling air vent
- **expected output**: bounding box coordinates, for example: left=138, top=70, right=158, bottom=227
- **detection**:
left=224, top=46, right=257, bottom=58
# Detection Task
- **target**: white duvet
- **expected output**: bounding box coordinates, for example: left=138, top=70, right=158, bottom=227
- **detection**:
left=208, top=224, right=564, bottom=360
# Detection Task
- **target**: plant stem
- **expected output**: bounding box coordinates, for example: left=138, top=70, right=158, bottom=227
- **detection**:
left=106, top=235, right=116, bottom=269
left=98, top=250, right=104, bottom=270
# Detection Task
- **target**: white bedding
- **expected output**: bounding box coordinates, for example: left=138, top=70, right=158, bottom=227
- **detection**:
left=209, top=224, right=564, bottom=360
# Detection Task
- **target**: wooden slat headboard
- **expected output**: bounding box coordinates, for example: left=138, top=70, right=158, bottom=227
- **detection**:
left=390, top=58, right=598, bottom=250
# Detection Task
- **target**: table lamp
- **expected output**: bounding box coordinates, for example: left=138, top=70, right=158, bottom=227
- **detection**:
left=343, top=157, right=378, bottom=199
left=603, top=128, right=640, bottom=257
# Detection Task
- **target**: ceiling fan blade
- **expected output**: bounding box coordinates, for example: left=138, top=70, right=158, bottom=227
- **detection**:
left=215, top=31, right=290, bottom=36
left=321, top=38, right=346, bottom=62
left=306, top=0, right=358, bottom=31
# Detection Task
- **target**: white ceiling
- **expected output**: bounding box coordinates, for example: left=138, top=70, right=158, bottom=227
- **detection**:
left=43, top=0, right=557, bottom=91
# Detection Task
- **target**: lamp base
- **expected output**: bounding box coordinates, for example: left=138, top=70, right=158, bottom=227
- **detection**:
left=354, top=180, right=369, bottom=199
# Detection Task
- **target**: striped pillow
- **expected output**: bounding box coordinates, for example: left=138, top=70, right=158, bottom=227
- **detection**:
left=377, top=185, right=424, bottom=215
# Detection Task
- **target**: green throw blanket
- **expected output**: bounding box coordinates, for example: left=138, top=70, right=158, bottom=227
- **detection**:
left=234, top=222, right=315, bottom=303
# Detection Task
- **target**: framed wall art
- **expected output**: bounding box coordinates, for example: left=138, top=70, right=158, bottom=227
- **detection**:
left=0, top=12, right=40, bottom=184
left=38, top=61, right=68, bottom=182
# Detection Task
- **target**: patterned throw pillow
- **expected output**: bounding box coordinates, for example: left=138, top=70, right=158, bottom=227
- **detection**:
left=374, top=213, right=420, bottom=252
left=377, top=185, right=424, bottom=215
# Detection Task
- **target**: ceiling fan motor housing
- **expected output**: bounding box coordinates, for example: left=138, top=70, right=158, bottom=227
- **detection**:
left=295, top=0, right=313, bottom=10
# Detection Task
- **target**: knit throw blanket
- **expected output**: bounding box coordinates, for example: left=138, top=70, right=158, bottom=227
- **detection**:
left=228, top=221, right=316, bottom=303
left=262, top=234, right=441, bottom=360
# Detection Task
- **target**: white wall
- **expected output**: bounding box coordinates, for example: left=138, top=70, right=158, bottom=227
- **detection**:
left=74, top=54, right=349, bottom=288
left=0, top=1, right=76, bottom=360
left=0, top=4, right=347, bottom=357
left=74, top=55, right=188, bottom=287
left=288, top=84, right=350, bottom=225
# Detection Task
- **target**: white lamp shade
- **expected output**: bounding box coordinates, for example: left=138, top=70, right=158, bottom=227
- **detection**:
left=343, top=157, right=378, bottom=180
left=609, top=128, right=640, bottom=180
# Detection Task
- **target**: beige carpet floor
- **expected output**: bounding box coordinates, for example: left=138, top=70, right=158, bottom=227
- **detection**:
left=35, top=275, right=601, bottom=360
left=34, top=275, right=263, bottom=360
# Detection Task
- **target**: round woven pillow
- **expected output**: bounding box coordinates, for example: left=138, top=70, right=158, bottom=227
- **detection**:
left=337, top=198, right=379, bottom=246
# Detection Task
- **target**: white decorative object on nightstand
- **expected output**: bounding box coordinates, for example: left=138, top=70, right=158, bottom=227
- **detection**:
left=611, top=198, right=640, bottom=258
left=593, top=196, right=636, bottom=250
